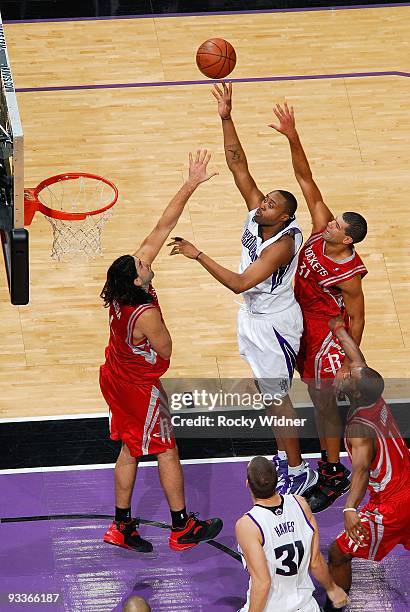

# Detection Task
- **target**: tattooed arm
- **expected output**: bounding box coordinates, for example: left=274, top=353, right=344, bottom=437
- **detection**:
left=212, top=82, right=264, bottom=211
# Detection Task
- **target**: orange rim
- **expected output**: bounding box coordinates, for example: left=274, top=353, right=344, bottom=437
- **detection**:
left=24, top=173, right=118, bottom=223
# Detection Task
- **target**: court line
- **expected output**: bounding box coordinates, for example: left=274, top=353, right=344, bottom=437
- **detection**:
left=15, top=71, right=409, bottom=94
left=0, top=452, right=348, bottom=475
left=4, top=2, right=410, bottom=24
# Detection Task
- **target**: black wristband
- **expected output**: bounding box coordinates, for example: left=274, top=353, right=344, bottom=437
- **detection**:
left=195, top=251, right=203, bottom=261
left=221, top=116, right=232, bottom=121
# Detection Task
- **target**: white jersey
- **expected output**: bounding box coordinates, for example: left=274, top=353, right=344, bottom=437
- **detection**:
left=240, top=211, right=303, bottom=314
left=239, top=495, right=319, bottom=612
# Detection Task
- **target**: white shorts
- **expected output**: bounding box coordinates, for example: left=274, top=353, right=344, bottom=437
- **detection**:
left=237, top=302, right=303, bottom=397
left=239, top=595, right=320, bottom=612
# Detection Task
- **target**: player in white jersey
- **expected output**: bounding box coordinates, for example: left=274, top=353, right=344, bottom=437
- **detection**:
left=237, top=456, right=349, bottom=611
left=168, top=82, right=317, bottom=496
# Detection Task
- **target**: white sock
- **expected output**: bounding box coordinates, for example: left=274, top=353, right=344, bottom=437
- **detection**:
left=288, top=461, right=305, bottom=476
left=278, top=450, right=287, bottom=461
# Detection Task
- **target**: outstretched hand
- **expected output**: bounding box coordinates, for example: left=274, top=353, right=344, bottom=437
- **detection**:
left=168, top=237, right=202, bottom=260
left=187, top=149, right=218, bottom=187
left=211, top=81, right=232, bottom=120
left=269, top=102, right=297, bottom=138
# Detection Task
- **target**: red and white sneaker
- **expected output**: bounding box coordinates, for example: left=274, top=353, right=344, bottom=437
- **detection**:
left=169, top=513, right=223, bottom=551
left=103, top=519, right=153, bottom=553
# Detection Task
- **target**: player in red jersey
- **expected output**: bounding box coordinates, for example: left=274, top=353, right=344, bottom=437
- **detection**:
left=99, top=149, right=223, bottom=553
left=270, top=103, right=368, bottom=512
left=323, top=316, right=410, bottom=610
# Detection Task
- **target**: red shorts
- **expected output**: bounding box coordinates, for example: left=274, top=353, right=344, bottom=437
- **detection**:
left=297, top=316, right=346, bottom=389
left=99, top=366, right=175, bottom=458
left=336, top=493, right=410, bottom=561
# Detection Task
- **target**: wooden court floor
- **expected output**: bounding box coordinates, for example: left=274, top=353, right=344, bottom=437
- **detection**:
left=1, top=5, right=409, bottom=417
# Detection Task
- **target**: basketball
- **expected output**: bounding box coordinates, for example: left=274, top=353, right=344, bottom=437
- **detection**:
left=196, top=38, right=236, bottom=79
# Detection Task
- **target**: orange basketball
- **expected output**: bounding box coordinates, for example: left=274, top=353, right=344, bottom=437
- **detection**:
left=196, top=38, right=236, bottom=79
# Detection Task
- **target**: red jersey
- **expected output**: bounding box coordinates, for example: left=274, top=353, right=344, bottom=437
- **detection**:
left=345, top=397, right=410, bottom=504
left=294, top=231, right=367, bottom=318
left=103, top=285, right=170, bottom=384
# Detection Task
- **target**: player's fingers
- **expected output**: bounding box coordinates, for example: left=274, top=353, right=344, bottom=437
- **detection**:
left=268, top=123, right=279, bottom=131
left=290, top=105, right=295, bottom=119
left=195, top=149, right=200, bottom=163
left=275, top=104, right=285, bottom=119
left=199, top=148, right=207, bottom=163
left=189, top=152, right=193, bottom=167
left=203, top=151, right=211, bottom=165
left=273, top=108, right=282, bottom=120
left=228, top=81, right=232, bottom=96
left=284, top=100, right=290, bottom=114
left=212, top=86, right=222, bottom=99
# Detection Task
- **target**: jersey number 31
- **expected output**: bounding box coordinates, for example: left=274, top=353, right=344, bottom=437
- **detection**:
left=275, top=540, right=305, bottom=576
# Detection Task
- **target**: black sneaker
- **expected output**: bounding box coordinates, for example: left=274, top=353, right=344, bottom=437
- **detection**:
left=169, top=513, right=223, bottom=551
left=303, top=462, right=351, bottom=513
left=104, top=519, right=153, bottom=553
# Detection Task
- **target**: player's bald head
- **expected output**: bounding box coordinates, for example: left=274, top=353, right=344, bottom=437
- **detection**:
left=122, top=596, right=151, bottom=612
left=247, top=456, right=277, bottom=498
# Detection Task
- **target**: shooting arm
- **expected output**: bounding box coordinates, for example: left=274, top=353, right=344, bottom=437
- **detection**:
left=196, top=235, right=293, bottom=294
left=222, top=118, right=264, bottom=210
left=236, top=516, right=271, bottom=612
left=212, top=83, right=263, bottom=210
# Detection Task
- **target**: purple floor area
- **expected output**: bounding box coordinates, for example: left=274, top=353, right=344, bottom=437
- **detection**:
left=0, top=459, right=409, bottom=611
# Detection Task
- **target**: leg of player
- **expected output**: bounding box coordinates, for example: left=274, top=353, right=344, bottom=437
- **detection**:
left=303, top=387, right=350, bottom=513
left=309, top=386, right=342, bottom=463
left=104, top=443, right=153, bottom=553
left=328, top=542, right=352, bottom=590
left=323, top=542, right=352, bottom=611
left=158, top=446, right=223, bottom=551
left=268, top=394, right=318, bottom=496
left=115, top=441, right=138, bottom=508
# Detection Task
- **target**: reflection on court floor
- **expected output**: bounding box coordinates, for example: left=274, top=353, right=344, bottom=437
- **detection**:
left=1, top=458, right=408, bottom=611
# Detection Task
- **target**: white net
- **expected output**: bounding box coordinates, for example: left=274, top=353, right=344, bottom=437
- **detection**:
left=37, top=175, right=116, bottom=261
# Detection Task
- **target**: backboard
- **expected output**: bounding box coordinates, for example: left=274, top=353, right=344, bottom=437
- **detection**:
left=0, top=11, right=28, bottom=305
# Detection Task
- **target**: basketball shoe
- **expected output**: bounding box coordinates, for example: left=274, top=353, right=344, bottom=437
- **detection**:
left=277, top=460, right=318, bottom=496
left=104, top=519, right=153, bottom=553
left=272, top=454, right=289, bottom=490
left=303, top=461, right=351, bottom=513
left=169, top=513, right=223, bottom=551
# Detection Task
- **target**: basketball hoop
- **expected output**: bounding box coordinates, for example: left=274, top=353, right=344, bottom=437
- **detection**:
left=24, top=173, right=118, bottom=261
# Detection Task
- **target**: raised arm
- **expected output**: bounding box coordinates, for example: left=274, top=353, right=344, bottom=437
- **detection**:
left=328, top=314, right=366, bottom=366
left=134, top=149, right=218, bottom=265
left=212, top=82, right=264, bottom=211
left=295, top=496, right=349, bottom=609
left=168, top=235, right=294, bottom=294
left=236, top=516, right=271, bottom=612
left=269, top=103, right=333, bottom=232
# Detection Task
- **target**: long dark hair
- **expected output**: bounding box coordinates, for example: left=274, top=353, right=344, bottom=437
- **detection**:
left=100, top=255, right=153, bottom=307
